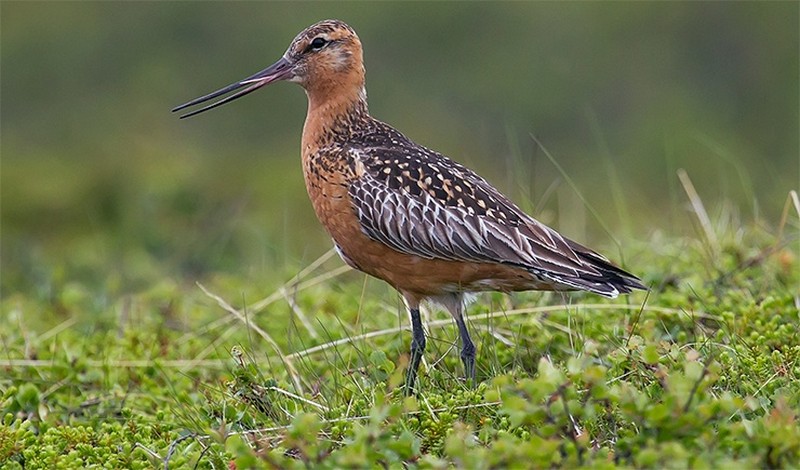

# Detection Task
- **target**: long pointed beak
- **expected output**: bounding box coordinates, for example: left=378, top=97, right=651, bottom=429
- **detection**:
left=172, top=56, right=293, bottom=119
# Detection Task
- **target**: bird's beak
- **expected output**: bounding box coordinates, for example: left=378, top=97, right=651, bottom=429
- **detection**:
left=172, top=56, right=293, bottom=119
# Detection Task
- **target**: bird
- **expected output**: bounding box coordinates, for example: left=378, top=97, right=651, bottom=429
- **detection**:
left=173, top=19, right=646, bottom=393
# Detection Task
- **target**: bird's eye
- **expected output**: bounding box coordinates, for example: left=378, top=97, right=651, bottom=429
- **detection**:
left=308, top=37, right=328, bottom=52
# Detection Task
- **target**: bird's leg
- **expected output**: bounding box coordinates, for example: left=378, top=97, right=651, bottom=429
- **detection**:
left=442, top=294, right=477, bottom=386
left=405, top=307, right=426, bottom=394
left=455, top=314, right=476, bottom=386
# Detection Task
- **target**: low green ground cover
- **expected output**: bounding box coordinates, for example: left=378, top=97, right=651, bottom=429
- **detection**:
left=2, top=208, right=798, bottom=468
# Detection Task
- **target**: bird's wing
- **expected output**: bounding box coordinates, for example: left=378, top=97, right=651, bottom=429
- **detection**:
left=347, top=145, right=607, bottom=283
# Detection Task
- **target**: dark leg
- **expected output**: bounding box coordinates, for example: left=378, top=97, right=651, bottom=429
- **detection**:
left=455, top=315, right=476, bottom=386
left=405, top=307, right=426, bottom=394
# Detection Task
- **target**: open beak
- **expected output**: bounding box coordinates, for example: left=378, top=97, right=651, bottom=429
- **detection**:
left=172, top=56, right=293, bottom=119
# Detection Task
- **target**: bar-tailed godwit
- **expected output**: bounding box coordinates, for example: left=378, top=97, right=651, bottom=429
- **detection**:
left=174, top=19, right=646, bottom=392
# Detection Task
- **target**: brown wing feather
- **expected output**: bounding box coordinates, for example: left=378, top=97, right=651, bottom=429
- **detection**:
left=345, top=119, right=646, bottom=297
left=348, top=149, right=595, bottom=275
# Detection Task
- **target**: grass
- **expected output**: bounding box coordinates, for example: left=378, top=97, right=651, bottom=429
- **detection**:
left=1, top=183, right=798, bottom=468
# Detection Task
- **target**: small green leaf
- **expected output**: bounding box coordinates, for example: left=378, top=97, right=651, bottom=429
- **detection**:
left=643, top=344, right=660, bottom=365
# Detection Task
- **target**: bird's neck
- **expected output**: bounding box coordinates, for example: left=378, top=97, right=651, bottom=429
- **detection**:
left=302, top=84, right=369, bottom=153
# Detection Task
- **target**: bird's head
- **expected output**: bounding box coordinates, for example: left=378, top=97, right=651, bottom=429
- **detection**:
left=173, top=19, right=365, bottom=118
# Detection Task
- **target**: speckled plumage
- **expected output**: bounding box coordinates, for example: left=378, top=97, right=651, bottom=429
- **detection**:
left=174, top=19, right=646, bottom=392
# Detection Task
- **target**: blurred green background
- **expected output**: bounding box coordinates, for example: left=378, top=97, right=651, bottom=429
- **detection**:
left=2, top=2, right=798, bottom=299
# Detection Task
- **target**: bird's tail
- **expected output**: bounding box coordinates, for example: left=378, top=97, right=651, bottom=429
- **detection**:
left=543, top=241, right=648, bottom=299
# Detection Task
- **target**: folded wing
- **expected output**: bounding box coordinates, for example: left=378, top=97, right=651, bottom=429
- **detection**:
left=347, top=143, right=645, bottom=297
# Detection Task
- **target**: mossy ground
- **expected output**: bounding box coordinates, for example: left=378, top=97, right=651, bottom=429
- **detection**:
left=2, top=197, right=798, bottom=469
